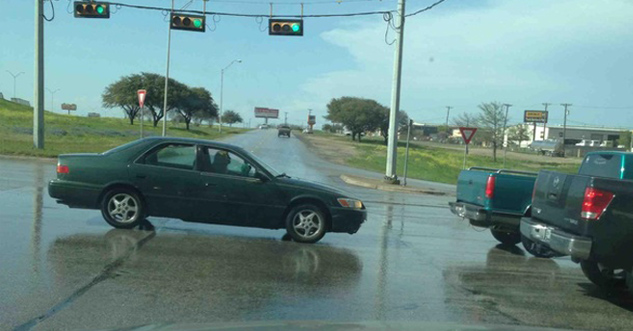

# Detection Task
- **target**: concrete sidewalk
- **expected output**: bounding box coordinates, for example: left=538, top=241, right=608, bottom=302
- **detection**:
left=340, top=174, right=453, bottom=196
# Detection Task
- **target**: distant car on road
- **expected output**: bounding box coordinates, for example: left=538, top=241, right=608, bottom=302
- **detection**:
left=278, top=125, right=291, bottom=137
left=259, top=124, right=269, bottom=130
left=49, top=137, right=367, bottom=243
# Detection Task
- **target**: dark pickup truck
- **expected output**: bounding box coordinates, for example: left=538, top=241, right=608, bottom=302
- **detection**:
left=449, top=167, right=537, bottom=246
left=521, top=151, right=633, bottom=291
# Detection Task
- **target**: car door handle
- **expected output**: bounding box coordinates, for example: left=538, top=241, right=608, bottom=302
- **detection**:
left=136, top=174, right=146, bottom=179
left=205, top=183, right=216, bottom=187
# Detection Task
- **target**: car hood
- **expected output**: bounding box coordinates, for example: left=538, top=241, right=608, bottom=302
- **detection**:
left=275, top=177, right=348, bottom=197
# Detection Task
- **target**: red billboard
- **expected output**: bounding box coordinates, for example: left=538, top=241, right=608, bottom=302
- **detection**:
left=254, top=107, right=279, bottom=119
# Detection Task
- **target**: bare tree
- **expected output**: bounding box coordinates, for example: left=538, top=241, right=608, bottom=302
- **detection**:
left=477, top=102, right=507, bottom=162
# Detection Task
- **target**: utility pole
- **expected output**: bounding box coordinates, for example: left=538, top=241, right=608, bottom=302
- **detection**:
left=285, top=112, right=288, bottom=125
left=445, top=106, right=452, bottom=128
left=561, top=103, right=571, bottom=157
left=46, top=88, right=60, bottom=112
left=502, top=104, right=512, bottom=168
left=218, top=59, right=242, bottom=133
left=162, top=0, right=174, bottom=137
left=34, top=0, right=44, bottom=149
left=385, top=0, right=406, bottom=184
left=542, top=102, right=551, bottom=140
left=6, top=70, right=25, bottom=99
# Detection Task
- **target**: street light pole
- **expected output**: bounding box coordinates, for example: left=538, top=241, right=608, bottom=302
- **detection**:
left=218, top=59, right=242, bottom=133
left=385, top=0, right=406, bottom=184
left=33, top=0, right=44, bottom=149
left=6, top=71, right=25, bottom=99
left=46, top=88, right=60, bottom=112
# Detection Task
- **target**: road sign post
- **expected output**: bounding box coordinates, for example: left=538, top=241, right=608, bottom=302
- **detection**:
left=138, top=89, right=147, bottom=138
left=459, top=127, right=478, bottom=170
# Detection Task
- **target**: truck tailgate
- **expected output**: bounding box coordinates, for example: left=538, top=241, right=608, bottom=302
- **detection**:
left=456, top=170, right=490, bottom=206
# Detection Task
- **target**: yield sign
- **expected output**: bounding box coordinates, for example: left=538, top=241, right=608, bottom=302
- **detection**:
left=137, top=89, right=147, bottom=108
left=459, top=127, right=477, bottom=145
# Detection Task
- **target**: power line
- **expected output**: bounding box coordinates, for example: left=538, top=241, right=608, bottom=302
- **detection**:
left=105, top=0, right=447, bottom=18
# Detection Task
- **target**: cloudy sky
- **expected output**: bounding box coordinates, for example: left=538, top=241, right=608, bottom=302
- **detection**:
left=1, top=0, right=632, bottom=128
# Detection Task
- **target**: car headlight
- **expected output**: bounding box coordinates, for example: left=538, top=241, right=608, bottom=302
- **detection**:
left=337, top=198, right=364, bottom=209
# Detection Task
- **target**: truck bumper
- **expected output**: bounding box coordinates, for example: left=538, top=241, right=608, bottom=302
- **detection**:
left=449, top=202, right=520, bottom=228
left=520, top=217, right=592, bottom=260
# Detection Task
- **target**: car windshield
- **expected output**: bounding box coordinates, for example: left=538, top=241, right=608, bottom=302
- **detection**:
left=5, top=1, right=633, bottom=330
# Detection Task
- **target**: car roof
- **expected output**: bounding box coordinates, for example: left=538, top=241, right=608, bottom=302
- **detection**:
left=141, top=136, right=247, bottom=153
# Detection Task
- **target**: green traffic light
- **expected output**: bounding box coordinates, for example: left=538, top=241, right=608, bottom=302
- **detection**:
left=96, top=5, right=104, bottom=14
left=193, top=19, right=202, bottom=28
left=291, top=24, right=300, bottom=32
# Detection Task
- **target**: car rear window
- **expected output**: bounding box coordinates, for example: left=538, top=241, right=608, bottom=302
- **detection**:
left=579, top=154, right=623, bottom=179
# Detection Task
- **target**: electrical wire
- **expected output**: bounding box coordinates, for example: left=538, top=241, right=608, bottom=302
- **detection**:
left=44, top=0, right=56, bottom=22
left=405, top=0, right=446, bottom=17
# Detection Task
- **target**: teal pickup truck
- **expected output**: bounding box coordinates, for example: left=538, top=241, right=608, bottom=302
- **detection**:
left=449, top=167, right=537, bottom=246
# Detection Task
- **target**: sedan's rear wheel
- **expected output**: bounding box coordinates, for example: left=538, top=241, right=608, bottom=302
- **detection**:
left=285, top=204, right=327, bottom=244
left=101, top=189, right=145, bottom=229
left=580, top=260, right=626, bottom=290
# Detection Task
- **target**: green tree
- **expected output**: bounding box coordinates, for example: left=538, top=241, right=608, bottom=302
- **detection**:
left=325, top=97, right=384, bottom=142
left=174, top=87, right=218, bottom=130
left=221, top=110, right=243, bottom=127
left=477, top=102, right=508, bottom=162
left=102, top=74, right=144, bottom=125
left=508, top=124, right=530, bottom=147
left=380, top=109, right=409, bottom=145
left=322, top=124, right=333, bottom=132
left=619, top=131, right=632, bottom=149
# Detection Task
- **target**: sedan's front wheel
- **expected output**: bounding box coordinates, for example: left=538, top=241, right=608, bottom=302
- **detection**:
left=285, top=204, right=327, bottom=244
left=101, top=189, right=145, bottom=229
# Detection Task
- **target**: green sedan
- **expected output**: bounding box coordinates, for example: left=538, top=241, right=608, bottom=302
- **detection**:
left=48, top=137, right=366, bottom=243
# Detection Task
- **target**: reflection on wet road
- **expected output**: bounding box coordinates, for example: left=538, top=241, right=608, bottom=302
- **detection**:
left=2, top=130, right=633, bottom=330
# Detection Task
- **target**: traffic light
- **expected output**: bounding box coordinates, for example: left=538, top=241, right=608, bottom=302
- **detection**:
left=74, top=1, right=110, bottom=19
left=269, top=19, right=303, bottom=36
left=171, top=14, right=206, bottom=32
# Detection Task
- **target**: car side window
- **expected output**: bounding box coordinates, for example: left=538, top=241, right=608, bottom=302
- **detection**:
left=200, top=147, right=256, bottom=178
left=144, top=144, right=196, bottom=170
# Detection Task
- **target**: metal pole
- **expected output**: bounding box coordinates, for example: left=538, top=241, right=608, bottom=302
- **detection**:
left=402, top=119, right=412, bottom=186
left=385, top=0, right=406, bottom=184
left=140, top=105, right=144, bottom=139
left=502, top=104, right=511, bottom=168
left=561, top=103, right=571, bottom=157
left=7, top=71, right=25, bottom=99
left=162, top=0, right=174, bottom=137
left=46, top=88, right=59, bottom=112
left=463, top=144, right=468, bottom=170
left=219, top=69, right=224, bottom=133
left=542, top=103, right=550, bottom=141
left=34, top=0, right=44, bottom=149
left=445, top=106, right=452, bottom=128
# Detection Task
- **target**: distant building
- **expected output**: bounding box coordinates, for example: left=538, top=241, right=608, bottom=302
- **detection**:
left=87, top=112, right=101, bottom=118
left=10, top=98, right=30, bottom=107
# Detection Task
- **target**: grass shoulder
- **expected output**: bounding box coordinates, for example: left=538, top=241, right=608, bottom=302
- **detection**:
left=0, top=99, right=249, bottom=158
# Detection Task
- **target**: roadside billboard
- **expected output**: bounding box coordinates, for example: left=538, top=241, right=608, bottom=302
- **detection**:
left=308, top=115, right=316, bottom=125
left=254, top=107, right=279, bottom=119
left=524, top=110, right=548, bottom=123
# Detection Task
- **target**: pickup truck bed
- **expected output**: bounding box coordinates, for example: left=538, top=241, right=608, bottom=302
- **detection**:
left=449, top=167, right=537, bottom=246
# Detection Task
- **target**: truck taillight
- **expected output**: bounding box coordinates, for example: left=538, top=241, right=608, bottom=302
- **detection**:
left=581, top=187, right=614, bottom=220
left=485, top=176, right=496, bottom=199
left=57, top=164, right=69, bottom=174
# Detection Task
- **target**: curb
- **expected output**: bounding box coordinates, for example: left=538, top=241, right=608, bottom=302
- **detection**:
left=340, top=174, right=446, bottom=195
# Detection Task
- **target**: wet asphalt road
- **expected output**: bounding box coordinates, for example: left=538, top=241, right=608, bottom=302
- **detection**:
left=2, top=129, right=633, bottom=330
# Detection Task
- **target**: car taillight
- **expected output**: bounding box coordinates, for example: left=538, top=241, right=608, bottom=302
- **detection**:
left=485, top=176, right=496, bottom=199
left=57, top=164, right=69, bottom=174
left=581, top=187, right=614, bottom=220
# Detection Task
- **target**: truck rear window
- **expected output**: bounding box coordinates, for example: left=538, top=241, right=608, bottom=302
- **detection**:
left=579, top=154, right=623, bottom=179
